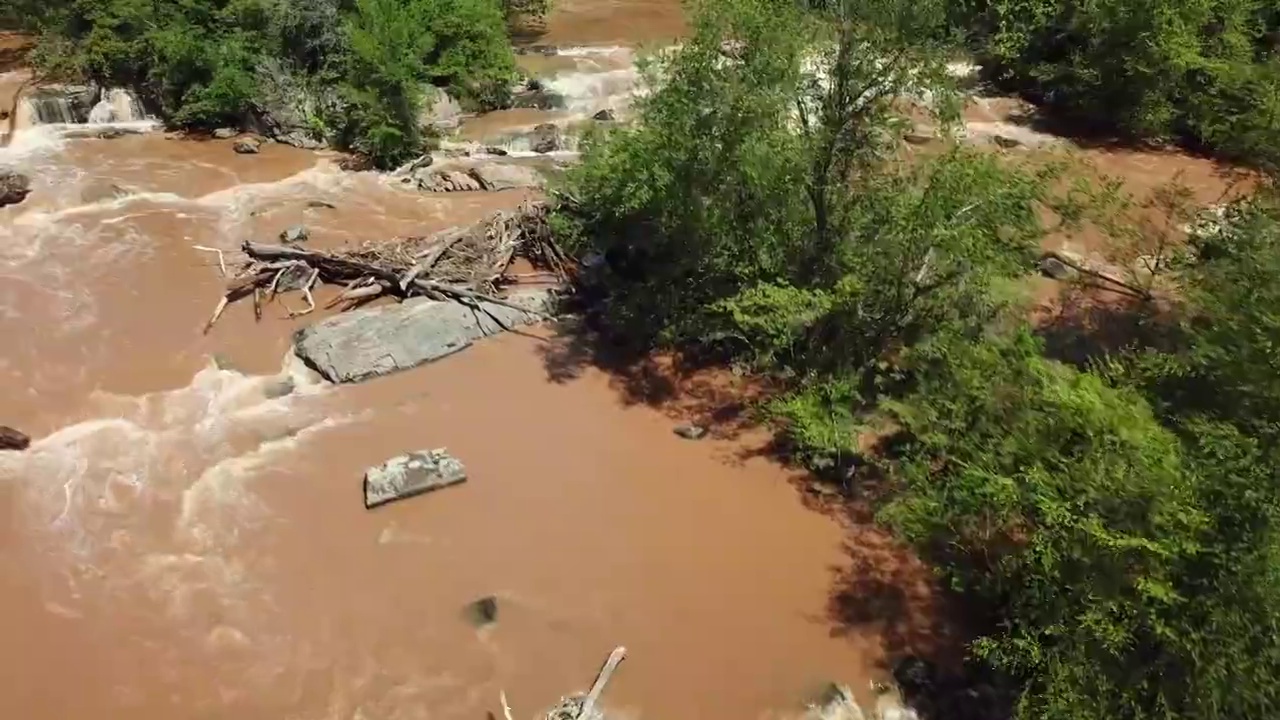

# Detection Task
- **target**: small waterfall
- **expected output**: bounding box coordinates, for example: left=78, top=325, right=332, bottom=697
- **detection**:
left=18, top=95, right=78, bottom=127
left=107, top=88, right=146, bottom=122
left=88, top=88, right=146, bottom=124
left=544, top=67, right=641, bottom=115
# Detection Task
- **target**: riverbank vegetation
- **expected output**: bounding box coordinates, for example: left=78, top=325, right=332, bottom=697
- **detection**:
left=7, top=0, right=541, bottom=167
left=557, top=0, right=1280, bottom=717
left=950, top=0, right=1280, bottom=173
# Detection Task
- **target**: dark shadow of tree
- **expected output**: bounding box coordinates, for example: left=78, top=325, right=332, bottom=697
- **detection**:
left=541, top=316, right=1007, bottom=716
left=538, top=317, right=764, bottom=445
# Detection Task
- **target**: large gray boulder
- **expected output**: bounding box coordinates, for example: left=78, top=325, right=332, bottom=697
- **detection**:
left=293, top=289, right=553, bottom=384
left=469, top=163, right=545, bottom=191
left=0, top=170, right=32, bottom=207
left=364, top=448, right=467, bottom=508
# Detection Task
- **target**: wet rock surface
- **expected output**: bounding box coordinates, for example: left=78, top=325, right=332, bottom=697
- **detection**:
left=0, top=170, right=32, bottom=207
left=530, top=123, right=563, bottom=154
left=364, top=448, right=467, bottom=509
left=233, top=137, right=262, bottom=154
left=674, top=424, right=707, bottom=440
left=412, top=162, right=545, bottom=192
left=279, top=225, right=309, bottom=244
left=293, top=289, right=553, bottom=384
left=0, top=426, right=31, bottom=451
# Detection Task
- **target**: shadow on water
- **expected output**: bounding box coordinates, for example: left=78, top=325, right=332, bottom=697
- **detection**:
left=537, top=316, right=762, bottom=442
left=538, top=313, right=999, bottom=714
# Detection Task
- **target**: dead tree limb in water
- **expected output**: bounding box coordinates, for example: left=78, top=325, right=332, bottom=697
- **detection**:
left=200, top=202, right=565, bottom=333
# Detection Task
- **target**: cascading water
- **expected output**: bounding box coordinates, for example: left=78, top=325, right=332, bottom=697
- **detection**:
left=18, top=93, right=78, bottom=126
left=88, top=88, right=147, bottom=124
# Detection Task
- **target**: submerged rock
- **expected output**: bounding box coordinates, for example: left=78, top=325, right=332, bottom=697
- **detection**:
left=0, top=426, right=31, bottom=451
left=464, top=595, right=500, bottom=627
left=233, top=138, right=262, bottom=154
left=804, top=684, right=866, bottom=720
left=364, top=448, right=467, bottom=509
left=293, top=288, right=554, bottom=384
left=80, top=181, right=130, bottom=204
left=0, top=170, right=32, bottom=207
left=279, top=225, right=309, bottom=244
left=674, top=423, right=707, bottom=440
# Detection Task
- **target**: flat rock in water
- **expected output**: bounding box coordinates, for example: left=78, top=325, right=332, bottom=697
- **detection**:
left=364, top=448, right=467, bottom=509
left=294, top=289, right=553, bottom=384
left=233, top=138, right=262, bottom=154
left=0, top=426, right=31, bottom=451
left=674, top=423, right=707, bottom=440
left=212, top=127, right=239, bottom=139
left=469, top=163, right=545, bottom=191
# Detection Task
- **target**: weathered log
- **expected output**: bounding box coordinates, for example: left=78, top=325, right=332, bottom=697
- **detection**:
left=578, top=646, right=627, bottom=720
left=0, top=426, right=31, bottom=451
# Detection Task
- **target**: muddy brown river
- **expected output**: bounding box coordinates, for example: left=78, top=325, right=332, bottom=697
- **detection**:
left=0, top=5, right=1245, bottom=718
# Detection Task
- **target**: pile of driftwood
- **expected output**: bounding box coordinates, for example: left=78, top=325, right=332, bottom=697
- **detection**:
left=201, top=201, right=574, bottom=333
left=499, top=646, right=627, bottom=720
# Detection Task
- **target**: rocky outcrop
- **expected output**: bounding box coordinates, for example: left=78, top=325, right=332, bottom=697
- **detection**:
left=246, top=61, right=334, bottom=150
left=293, top=288, right=553, bottom=384
left=0, top=170, right=32, bottom=207
left=364, top=448, right=467, bottom=509
left=411, top=162, right=545, bottom=193
left=592, top=108, right=617, bottom=122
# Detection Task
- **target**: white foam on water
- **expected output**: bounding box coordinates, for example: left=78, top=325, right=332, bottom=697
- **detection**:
left=555, top=45, right=631, bottom=57
left=545, top=67, right=642, bottom=115
left=0, top=352, right=343, bottom=622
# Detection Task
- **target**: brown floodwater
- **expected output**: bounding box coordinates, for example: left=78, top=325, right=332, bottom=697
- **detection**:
left=0, top=3, right=926, bottom=720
